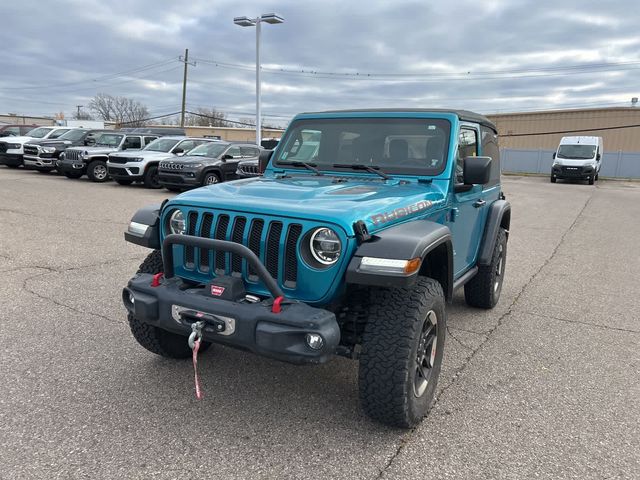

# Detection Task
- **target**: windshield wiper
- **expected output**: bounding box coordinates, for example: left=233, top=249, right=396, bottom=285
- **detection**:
left=333, top=163, right=391, bottom=180
left=277, top=160, right=324, bottom=175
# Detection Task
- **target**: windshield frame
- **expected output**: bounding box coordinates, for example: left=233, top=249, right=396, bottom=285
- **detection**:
left=272, top=117, right=452, bottom=177
left=143, top=138, right=180, bottom=153
left=557, top=144, right=597, bottom=160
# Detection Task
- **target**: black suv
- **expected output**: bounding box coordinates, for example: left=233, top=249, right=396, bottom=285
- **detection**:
left=23, top=129, right=110, bottom=173
left=158, top=142, right=260, bottom=191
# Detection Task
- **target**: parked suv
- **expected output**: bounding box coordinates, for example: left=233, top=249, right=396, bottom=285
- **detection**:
left=23, top=128, right=110, bottom=173
left=121, top=109, right=511, bottom=428
left=108, top=137, right=214, bottom=188
left=59, top=132, right=157, bottom=181
left=0, top=126, right=74, bottom=168
left=0, top=124, right=40, bottom=137
left=158, top=142, right=260, bottom=191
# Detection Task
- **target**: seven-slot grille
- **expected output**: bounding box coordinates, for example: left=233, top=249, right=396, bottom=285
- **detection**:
left=65, top=150, right=82, bottom=162
left=181, top=211, right=304, bottom=289
left=160, top=161, right=184, bottom=170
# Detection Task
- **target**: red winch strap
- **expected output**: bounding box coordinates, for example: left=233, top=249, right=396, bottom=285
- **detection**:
left=271, top=296, right=284, bottom=313
left=151, top=272, right=164, bottom=287
left=192, top=339, right=204, bottom=400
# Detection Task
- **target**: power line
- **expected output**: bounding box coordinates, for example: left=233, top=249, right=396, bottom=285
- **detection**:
left=501, top=123, right=640, bottom=137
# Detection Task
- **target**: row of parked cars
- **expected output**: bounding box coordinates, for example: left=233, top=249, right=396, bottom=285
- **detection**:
left=0, top=126, right=265, bottom=190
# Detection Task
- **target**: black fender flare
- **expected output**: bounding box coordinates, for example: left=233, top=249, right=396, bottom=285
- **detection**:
left=346, top=220, right=454, bottom=300
left=123, top=201, right=166, bottom=249
left=477, top=199, right=511, bottom=266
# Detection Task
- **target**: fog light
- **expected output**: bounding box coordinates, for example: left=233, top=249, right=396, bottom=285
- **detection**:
left=305, top=333, right=324, bottom=350
left=128, top=291, right=135, bottom=306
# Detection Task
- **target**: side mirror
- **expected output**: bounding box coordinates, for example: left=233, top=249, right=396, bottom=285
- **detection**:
left=173, top=147, right=184, bottom=156
left=222, top=154, right=233, bottom=160
left=121, top=144, right=128, bottom=150
left=596, top=153, right=601, bottom=161
left=552, top=152, right=556, bottom=159
left=463, top=156, right=491, bottom=185
left=259, top=149, right=274, bottom=173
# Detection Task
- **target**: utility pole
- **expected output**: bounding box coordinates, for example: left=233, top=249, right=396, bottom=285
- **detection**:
left=179, top=49, right=196, bottom=127
left=76, top=105, right=83, bottom=118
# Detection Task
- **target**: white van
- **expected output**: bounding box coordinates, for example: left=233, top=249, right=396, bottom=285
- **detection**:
left=551, top=136, right=603, bottom=185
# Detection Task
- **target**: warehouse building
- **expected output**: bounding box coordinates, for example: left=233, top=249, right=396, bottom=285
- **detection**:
left=487, top=107, right=640, bottom=152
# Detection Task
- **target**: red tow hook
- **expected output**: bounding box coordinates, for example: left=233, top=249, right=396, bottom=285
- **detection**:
left=271, top=296, right=284, bottom=314
left=151, top=272, right=164, bottom=287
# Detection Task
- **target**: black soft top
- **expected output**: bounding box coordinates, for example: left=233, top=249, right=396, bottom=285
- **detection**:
left=304, top=108, right=497, bottom=132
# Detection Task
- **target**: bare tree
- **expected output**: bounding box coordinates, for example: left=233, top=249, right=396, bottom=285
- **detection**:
left=88, top=93, right=149, bottom=127
left=185, top=107, right=229, bottom=127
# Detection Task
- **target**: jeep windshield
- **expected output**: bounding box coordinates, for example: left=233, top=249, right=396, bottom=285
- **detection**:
left=95, top=133, right=124, bottom=147
left=188, top=143, right=227, bottom=157
left=26, top=127, right=53, bottom=138
left=557, top=144, right=597, bottom=159
left=144, top=138, right=179, bottom=152
left=273, top=118, right=450, bottom=176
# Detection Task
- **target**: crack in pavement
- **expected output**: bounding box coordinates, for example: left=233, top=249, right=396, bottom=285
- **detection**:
left=526, top=310, right=640, bottom=335
left=19, top=256, right=143, bottom=327
left=375, top=189, right=597, bottom=479
left=446, top=325, right=481, bottom=351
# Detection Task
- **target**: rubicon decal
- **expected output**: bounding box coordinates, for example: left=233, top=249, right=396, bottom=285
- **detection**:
left=370, top=200, right=433, bottom=226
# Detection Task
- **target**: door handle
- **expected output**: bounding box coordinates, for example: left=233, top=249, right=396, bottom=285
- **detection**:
left=473, top=199, right=486, bottom=208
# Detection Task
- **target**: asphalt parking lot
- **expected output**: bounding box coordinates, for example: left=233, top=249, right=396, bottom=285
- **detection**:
left=1, top=169, right=639, bottom=479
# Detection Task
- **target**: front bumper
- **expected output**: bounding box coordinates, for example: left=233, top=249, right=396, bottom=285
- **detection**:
left=158, top=171, right=201, bottom=188
left=24, top=155, right=57, bottom=170
left=57, top=158, right=87, bottom=173
left=0, top=153, right=23, bottom=166
left=122, top=234, right=340, bottom=364
left=107, top=162, right=143, bottom=180
left=552, top=165, right=595, bottom=179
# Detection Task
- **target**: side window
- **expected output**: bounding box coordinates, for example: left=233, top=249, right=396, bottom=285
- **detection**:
left=226, top=146, right=241, bottom=158
left=125, top=136, right=142, bottom=149
left=175, top=140, right=196, bottom=153
left=143, top=136, right=157, bottom=145
left=456, top=128, right=478, bottom=183
left=481, top=126, right=500, bottom=187
left=49, top=129, right=69, bottom=139
left=21, top=126, right=34, bottom=135
left=240, top=146, right=258, bottom=158
left=5, top=127, right=21, bottom=136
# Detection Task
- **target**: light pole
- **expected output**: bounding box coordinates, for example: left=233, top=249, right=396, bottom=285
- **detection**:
left=233, top=13, right=284, bottom=146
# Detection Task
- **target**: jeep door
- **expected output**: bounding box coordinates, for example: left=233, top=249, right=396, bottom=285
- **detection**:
left=448, top=124, right=489, bottom=276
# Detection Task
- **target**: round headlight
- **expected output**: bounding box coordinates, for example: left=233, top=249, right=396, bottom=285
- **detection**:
left=310, top=228, right=341, bottom=265
left=169, top=210, right=186, bottom=235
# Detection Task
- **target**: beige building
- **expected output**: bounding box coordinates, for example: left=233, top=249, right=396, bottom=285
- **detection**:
left=487, top=107, right=640, bottom=152
left=0, top=113, right=55, bottom=126
left=180, top=125, right=285, bottom=142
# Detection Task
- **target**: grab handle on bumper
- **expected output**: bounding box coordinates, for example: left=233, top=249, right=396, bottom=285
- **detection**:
left=162, top=234, right=286, bottom=299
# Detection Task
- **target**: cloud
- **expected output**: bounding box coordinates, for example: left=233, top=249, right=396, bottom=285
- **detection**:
left=0, top=0, right=638, bottom=124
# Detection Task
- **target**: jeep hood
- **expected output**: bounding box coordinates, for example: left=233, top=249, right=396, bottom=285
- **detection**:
left=170, top=175, right=447, bottom=234
left=67, top=145, right=118, bottom=154
left=110, top=150, right=169, bottom=159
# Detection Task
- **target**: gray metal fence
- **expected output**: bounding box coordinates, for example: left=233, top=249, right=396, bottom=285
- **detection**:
left=501, top=148, right=640, bottom=179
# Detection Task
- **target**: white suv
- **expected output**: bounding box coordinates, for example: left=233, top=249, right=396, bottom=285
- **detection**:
left=0, top=126, right=75, bottom=168
left=107, top=137, right=215, bottom=188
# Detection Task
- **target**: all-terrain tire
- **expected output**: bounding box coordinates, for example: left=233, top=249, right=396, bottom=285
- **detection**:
left=87, top=160, right=109, bottom=182
left=143, top=165, right=161, bottom=189
left=358, top=278, right=446, bottom=428
left=116, top=179, right=133, bottom=186
left=127, top=250, right=208, bottom=358
left=464, top=228, right=507, bottom=309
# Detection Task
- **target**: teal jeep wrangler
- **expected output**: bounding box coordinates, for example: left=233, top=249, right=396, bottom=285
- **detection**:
left=122, top=109, right=511, bottom=428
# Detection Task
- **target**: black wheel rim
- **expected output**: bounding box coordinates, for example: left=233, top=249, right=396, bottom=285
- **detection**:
left=414, top=310, right=438, bottom=397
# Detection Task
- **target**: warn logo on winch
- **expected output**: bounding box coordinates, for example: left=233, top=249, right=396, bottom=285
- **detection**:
left=210, top=285, right=226, bottom=296
left=370, top=200, right=433, bottom=226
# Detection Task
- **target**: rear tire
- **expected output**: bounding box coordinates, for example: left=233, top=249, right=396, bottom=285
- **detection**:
left=127, top=250, right=209, bottom=358
left=87, top=160, right=109, bottom=182
left=358, top=278, right=446, bottom=428
left=143, top=165, right=161, bottom=189
left=116, top=179, right=133, bottom=186
left=465, top=228, right=507, bottom=309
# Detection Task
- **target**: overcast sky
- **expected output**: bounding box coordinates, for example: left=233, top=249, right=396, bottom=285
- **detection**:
left=1, top=0, right=638, bottom=125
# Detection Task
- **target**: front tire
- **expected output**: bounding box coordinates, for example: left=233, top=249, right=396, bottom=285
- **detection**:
left=358, top=278, right=446, bottom=428
left=143, top=165, right=161, bottom=189
left=87, top=160, right=109, bottom=182
left=465, top=228, right=507, bottom=309
left=127, top=250, right=208, bottom=358
left=550, top=175, right=557, bottom=183
left=588, top=175, right=595, bottom=185
left=202, top=172, right=220, bottom=186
